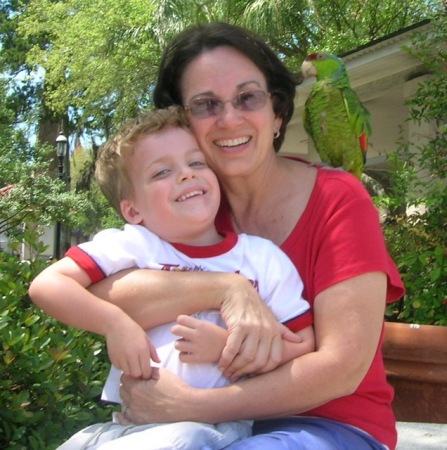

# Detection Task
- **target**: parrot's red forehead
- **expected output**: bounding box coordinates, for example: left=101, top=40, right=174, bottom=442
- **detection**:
left=308, top=52, right=325, bottom=61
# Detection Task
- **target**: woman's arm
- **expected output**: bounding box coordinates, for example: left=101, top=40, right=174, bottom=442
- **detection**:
left=120, top=272, right=386, bottom=424
left=172, top=316, right=314, bottom=371
left=89, top=269, right=299, bottom=375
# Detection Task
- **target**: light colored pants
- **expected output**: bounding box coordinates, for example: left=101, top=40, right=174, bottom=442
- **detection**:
left=57, top=417, right=252, bottom=450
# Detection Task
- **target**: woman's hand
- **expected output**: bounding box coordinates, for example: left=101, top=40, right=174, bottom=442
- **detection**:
left=89, top=269, right=301, bottom=379
left=218, top=276, right=301, bottom=381
left=119, top=370, right=191, bottom=425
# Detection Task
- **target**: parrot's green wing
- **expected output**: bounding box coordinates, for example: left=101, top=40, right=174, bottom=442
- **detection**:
left=342, top=87, right=372, bottom=159
left=304, top=80, right=371, bottom=179
left=302, top=51, right=372, bottom=179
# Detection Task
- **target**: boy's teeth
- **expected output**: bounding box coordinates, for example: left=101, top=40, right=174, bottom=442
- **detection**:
left=177, top=190, right=204, bottom=202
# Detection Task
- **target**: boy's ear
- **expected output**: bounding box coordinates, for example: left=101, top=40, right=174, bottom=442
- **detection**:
left=120, top=199, right=142, bottom=224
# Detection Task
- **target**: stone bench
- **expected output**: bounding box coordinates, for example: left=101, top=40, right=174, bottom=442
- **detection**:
left=396, top=422, right=447, bottom=449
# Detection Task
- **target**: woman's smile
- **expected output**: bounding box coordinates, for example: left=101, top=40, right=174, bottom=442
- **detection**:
left=214, top=136, right=252, bottom=148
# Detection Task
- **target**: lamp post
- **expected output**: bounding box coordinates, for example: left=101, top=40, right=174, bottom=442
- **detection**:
left=53, top=132, right=68, bottom=259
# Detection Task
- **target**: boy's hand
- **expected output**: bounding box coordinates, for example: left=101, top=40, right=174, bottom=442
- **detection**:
left=172, top=314, right=227, bottom=364
left=106, top=314, right=160, bottom=379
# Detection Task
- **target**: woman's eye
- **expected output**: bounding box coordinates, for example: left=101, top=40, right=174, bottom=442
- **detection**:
left=199, top=98, right=219, bottom=109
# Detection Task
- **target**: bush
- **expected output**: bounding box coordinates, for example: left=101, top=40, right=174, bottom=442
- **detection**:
left=0, top=40, right=116, bottom=449
left=381, top=11, right=447, bottom=325
left=383, top=201, right=447, bottom=325
left=0, top=230, right=115, bottom=450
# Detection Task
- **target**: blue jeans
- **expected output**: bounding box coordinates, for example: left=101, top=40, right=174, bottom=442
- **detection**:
left=225, top=417, right=389, bottom=450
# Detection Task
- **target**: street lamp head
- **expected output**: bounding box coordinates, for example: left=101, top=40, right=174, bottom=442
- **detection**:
left=56, top=132, right=68, bottom=157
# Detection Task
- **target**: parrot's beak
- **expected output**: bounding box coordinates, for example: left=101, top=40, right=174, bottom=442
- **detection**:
left=301, top=60, right=317, bottom=79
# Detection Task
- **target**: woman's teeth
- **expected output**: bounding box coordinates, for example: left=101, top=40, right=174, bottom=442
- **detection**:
left=215, top=136, right=250, bottom=147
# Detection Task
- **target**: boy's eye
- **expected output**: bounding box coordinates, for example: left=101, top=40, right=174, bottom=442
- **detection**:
left=190, top=160, right=206, bottom=168
left=152, top=168, right=170, bottom=178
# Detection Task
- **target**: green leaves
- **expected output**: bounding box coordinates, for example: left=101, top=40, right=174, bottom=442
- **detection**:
left=18, top=0, right=161, bottom=134
left=13, top=0, right=440, bottom=139
left=0, top=238, right=115, bottom=449
left=383, top=10, right=447, bottom=327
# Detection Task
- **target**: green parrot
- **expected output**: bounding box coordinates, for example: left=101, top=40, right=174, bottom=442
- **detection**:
left=301, top=52, right=371, bottom=179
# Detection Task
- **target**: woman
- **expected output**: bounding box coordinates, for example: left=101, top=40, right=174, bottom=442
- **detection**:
left=92, top=22, right=404, bottom=449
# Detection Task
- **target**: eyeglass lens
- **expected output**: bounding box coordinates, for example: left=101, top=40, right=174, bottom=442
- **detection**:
left=186, top=90, right=269, bottom=118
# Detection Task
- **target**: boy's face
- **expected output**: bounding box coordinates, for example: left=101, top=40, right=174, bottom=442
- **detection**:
left=120, top=126, right=221, bottom=245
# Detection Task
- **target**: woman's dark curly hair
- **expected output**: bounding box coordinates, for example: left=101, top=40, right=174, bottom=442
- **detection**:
left=153, top=22, right=301, bottom=152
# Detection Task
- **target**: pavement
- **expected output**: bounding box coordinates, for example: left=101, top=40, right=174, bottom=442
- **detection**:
left=396, top=422, right=447, bottom=449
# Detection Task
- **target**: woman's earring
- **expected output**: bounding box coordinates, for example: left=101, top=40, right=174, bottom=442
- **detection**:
left=274, top=130, right=280, bottom=139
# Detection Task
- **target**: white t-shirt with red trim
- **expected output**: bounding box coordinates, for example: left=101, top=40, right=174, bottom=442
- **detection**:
left=66, top=225, right=312, bottom=404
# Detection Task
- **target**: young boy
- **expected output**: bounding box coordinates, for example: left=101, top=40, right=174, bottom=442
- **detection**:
left=29, top=106, right=314, bottom=450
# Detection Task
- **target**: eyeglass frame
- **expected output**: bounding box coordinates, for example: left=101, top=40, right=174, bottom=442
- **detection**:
left=184, top=89, right=271, bottom=118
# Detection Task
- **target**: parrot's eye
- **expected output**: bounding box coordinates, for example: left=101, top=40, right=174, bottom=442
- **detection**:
left=317, top=54, right=325, bottom=60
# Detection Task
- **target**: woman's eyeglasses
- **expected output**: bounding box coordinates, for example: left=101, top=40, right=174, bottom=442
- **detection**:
left=185, top=90, right=271, bottom=118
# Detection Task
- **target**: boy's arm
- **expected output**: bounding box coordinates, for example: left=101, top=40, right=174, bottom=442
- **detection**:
left=172, top=314, right=228, bottom=364
left=173, top=314, right=315, bottom=374
left=88, top=269, right=297, bottom=378
left=30, top=257, right=121, bottom=333
left=260, top=325, right=315, bottom=373
left=29, top=257, right=158, bottom=378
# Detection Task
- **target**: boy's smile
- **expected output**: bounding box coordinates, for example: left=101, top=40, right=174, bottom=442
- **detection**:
left=120, top=126, right=222, bottom=246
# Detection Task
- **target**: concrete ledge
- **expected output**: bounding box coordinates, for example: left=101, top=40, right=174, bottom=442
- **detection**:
left=396, top=422, right=447, bottom=449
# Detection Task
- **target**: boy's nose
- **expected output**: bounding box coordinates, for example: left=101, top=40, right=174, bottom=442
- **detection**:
left=178, top=167, right=196, bottom=183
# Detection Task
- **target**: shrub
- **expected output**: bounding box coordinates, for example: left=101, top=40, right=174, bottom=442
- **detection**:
left=383, top=200, right=447, bottom=325
left=381, top=12, right=447, bottom=325
left=0, top=230, right=115, bottom=450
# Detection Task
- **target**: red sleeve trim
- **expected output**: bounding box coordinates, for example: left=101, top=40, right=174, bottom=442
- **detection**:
left=65, top=247, right=106, bottom=284
left=284, top=310, right=313, bottom=332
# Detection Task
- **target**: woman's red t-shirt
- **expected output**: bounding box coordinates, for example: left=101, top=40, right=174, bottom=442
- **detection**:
left=215, top=167, right=405, bottom=450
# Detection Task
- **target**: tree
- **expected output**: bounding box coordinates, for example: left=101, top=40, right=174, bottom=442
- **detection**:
left=70, top=143, right=124, bottom=234
left=0, top=74, right=92, bottom=247
left=17, top=0, right=162, bottom=141
left=6, top=0, right=437, bottom=243
left=17, top=0, right=440, bottom=143
left=1, top=0, right=64, bottom=176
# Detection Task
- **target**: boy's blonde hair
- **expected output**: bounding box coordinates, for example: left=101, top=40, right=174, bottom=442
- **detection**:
left=95, top=106, right=190, bottom=218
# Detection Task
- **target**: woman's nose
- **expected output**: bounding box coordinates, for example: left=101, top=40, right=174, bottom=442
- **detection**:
left=217, top=102, right=244, bottom=127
